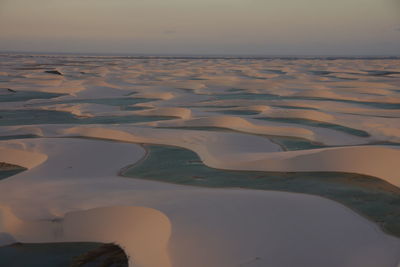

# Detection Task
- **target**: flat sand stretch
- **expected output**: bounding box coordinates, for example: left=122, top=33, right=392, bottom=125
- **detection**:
left=0, top=55, right=399, bottom=267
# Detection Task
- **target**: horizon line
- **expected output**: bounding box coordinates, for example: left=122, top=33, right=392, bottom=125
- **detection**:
left=1, top=50, right=400, bottom=59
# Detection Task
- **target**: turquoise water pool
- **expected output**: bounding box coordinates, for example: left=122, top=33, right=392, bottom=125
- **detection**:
left=123, top=144, right=400, bottom=237
left=0, top=109, right=176, bottom=126
left=256, top=117, right=370, bottom=137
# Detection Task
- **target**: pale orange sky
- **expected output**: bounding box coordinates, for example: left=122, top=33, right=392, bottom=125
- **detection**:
left=0, top=0, right=399, bottom=55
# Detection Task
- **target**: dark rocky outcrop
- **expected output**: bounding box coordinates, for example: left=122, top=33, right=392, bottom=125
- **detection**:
left=44, top=70, right=63, bottom=76
left=0, top=88, right=16, bottom=95
left=0, top=162, right=23, bottom=171
left=70, top=243, right=129, bottom=267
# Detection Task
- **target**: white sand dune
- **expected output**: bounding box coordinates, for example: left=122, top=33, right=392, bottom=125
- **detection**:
left=153, top=115, right=316, bottom=140
left=133, top=92, right=175, bottom=100
left=37, top=103, right=141, bottom=118
left=1, top=55, right=400, bottom=267
left=2, top=123, right=398, bottom=186
left=263, top=99, right=400, bottom=118
left=0, top=138, right=399, bottom=267
left=63, top=126, right=400, bottom=187
left=0, top=205, right=171, bottom=267
left=133, top=107, right=192, bottom=119
left=0, top=147, right=47, bottom=169
left=0, top=122, right=399, bottom=186
left=152, top=116, right=368, bottom=146
left=223, top=145, right=400, bottom=188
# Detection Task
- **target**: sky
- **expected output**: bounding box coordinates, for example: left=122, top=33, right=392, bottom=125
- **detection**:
left=0, top=0, right=399, bottom=56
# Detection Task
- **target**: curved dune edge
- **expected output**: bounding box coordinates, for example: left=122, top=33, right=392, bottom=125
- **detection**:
left=36, top=103, right=150, bottom=118
left=0, top=147, right=47, bottom=169
left=54, top=126, right=400, bottom=188
left=0, top=205, right=172, bottom=267
left=267, top=99, right=400, bottom=118
left=220, top=145, right=400, bottom=188
left=151, top=115, right=369, bottom=146
left=1, top=56, right=400, bottom=267
left=0, top=125, right=398, bottom=187
left=134, top=92, right=175, bottom=100
left=153, top=115, right=317, bottom=141
left=0, top=138, right=399, bottom=267
left=133, top=107, right=192, bottom=120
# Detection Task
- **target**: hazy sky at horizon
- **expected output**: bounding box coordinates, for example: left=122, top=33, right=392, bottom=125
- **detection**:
left=0, top=0, right=399, bottom=55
